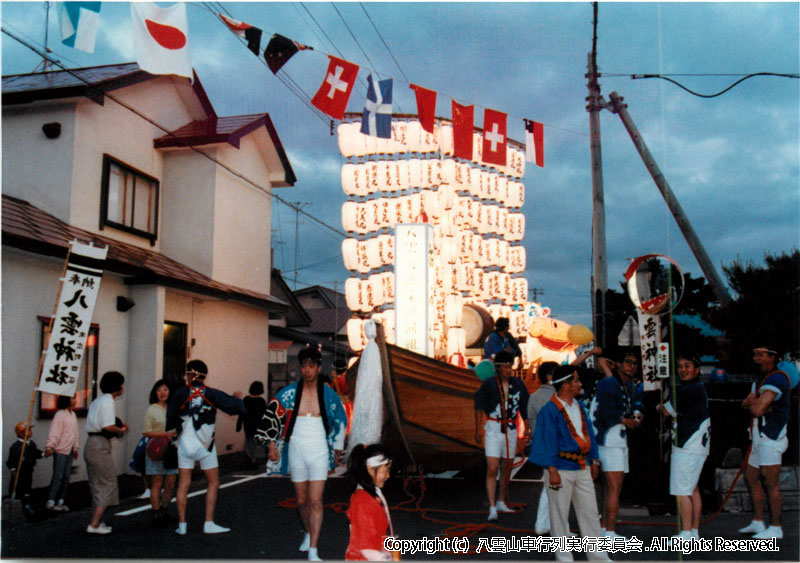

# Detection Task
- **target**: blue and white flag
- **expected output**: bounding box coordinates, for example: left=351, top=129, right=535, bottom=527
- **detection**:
left=60, top=2, right=102, bottom=53
left=361, top=74, right=393, bottom=139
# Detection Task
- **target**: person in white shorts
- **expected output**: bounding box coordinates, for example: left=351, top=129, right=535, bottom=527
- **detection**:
left=658, top=354, right=710, bottom=540
left=256, top=347, right=347, bottom=561
left=738, top=346, right=792, bottom=540
left=474, top=350, right=530, bottom=521
left=589, top=352, right=642, bottom=539
left=166, top=360, right=245, bottom=535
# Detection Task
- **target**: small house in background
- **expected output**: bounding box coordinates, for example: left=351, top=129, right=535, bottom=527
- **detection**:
left=2, top=63, right=295, bottom=491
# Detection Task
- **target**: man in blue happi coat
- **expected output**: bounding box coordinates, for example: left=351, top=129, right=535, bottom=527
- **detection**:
left=530, top=365, right=608, bottom=562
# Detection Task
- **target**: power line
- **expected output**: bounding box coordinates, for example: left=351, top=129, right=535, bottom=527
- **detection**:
left=360, top=2, right=409, bottom=84
left=631, top=72, right=799, bottom=99
left=1, top=27, right=347, bottom=241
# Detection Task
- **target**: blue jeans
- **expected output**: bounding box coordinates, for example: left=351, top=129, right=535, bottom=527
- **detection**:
left=48, top=452, right=73, bottom=502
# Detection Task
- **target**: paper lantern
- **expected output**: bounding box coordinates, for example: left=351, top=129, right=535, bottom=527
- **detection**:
left=355, top=240, right=371, bottom=274
left=347, top=318, right=367, bottom=352
left=421, top=190, right=440, bottom=221
left=446, top=327, right=466, bottom=357
left=337, top=122, right=365, bottom=158
left=408, top=158, right=423, bottom=188
left=342, top=238, right=358, bottom=271
left=342, top=201, right=358, bottom=233
left=442, top=159, right=457, bottom=185
left=438, top=124, right=454, bottom=155
left=364, top=161, right=380, bottom=195
left=406, top=120, right=424, bottom=153
left=445, top=294, right=464, bottom=326
left=392, top=121, right=408, bottom=152
left=472, top=132, right=483, bottom=164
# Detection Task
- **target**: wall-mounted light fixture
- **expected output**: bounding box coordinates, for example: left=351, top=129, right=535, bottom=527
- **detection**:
left=116, top=296, right=135, bottom=312
left=42, top=122, right=61, bottom=139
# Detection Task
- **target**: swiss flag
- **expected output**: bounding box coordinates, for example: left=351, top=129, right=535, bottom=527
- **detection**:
left=311, top=56, right=359, bottom=120
left=482, top=108, right=507, bottom=167
left=131, top=2, right=192, bottom=80
left=452, top=100, right=474, bottom=160
left=410, top=83, right=436, bottom=133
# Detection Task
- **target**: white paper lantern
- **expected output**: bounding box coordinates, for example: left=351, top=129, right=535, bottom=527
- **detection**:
left=420, top=190, right=440, bottom=221
left=408, top=158, right=423, bottom=188
left=342, top=201, right=358, bottom=233
left=394, top=160, right=409, bottom=192
left=347, top=318, right=367, bottom=352
left=439, top=124, right=454, bottom=155
left=342, top=238, right=358, bottom=271
left=446, top=327, right=466, bottom=357
left=392, top=121, right=408, bottom=153
left=337, top=122, right=365, bottom=158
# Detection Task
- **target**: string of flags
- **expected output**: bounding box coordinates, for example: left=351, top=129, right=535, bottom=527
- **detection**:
left=55, top=2, right=544, bottom=167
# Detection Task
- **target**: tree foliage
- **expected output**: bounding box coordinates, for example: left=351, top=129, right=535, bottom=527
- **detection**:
left=710, top=249, right=800, bottom=367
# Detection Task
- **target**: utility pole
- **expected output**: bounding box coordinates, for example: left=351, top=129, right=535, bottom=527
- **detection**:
left=608, top=92, right=732, bottom=306
left=529, top=287, right=545, bottom=302
left=293, top=202, right=309, bottom=290
left=587, top=2, right=609, bottom=347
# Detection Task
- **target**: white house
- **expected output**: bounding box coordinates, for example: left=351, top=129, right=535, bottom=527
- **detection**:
left=2, top=63, right=295, bottom=491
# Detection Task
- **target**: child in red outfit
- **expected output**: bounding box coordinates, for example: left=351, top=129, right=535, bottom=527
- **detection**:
left=345, top=444, right=396, bottom=561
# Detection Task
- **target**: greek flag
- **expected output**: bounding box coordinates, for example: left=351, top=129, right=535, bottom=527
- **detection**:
left=361, top=74, right=393, bottom=139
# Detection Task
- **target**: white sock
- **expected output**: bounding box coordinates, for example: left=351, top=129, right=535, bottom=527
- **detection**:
left=691, top=529, right=699, bottom=539
left=175, top=522, right=187, bottom=535
left=299, top=532, right=311, bottom=551
left=308, top=547, right=321, bottom=561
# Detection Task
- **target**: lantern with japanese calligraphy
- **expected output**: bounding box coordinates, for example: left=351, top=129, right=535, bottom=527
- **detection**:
left=337, top=122, right=365, bottom=158
left=342, top=238, right=358, bottom=271
left=347, top=318, right=368, bottom=352
left=438, top=124, right=453, bottom=155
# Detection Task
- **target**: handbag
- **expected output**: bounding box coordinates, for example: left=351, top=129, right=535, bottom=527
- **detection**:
left=163, top=441, right=178, bottom=470
left=129, top=436, right=147, bottom=474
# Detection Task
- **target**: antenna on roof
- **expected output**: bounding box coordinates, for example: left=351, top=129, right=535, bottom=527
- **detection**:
left=32, top=1, right=55, bottom=72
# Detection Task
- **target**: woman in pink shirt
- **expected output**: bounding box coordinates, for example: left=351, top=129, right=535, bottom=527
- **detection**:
left=44, top=395, right=79, bottom=511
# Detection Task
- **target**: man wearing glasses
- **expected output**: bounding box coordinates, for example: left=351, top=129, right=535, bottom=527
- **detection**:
left=589, top=352, right=643, bottom=539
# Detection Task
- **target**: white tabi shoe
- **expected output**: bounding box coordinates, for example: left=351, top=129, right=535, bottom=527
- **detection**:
left=496, top=500, right=514, bottom=513
left=203, top=521, right=230, bottom=534
left=738, top=520, right=766, bottom=534
left=753, top=525, right=783, bottom=539
left=487, top=507, right=498, bottom=521
left=299, top=532, right=311, bottom=551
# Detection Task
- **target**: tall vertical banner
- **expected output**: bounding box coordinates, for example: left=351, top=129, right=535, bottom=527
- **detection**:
left=394, top=224, right=435, bottom=357
left=38, top=241, right=108, bottom=397
left=637, top=310, right=661, bottom=391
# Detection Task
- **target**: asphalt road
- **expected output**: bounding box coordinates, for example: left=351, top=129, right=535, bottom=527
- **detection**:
left=2, top=461, right=797, bottom=561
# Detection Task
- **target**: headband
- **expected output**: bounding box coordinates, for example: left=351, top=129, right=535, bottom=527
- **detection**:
left=753, top=347, right=777, bottom=355
left=366, top=454, right=390, bottom=468
left=552, top=368, right=578, bottom=384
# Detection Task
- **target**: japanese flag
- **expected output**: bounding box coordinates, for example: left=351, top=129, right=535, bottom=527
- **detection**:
left=131, top=2, right=192, bottom=80
left=482, top=108, right=507, bottom=167
left=311, top=56, right=359, bottom=120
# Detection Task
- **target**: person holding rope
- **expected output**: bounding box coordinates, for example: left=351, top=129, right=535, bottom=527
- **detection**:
left=738, top=345, right=791, bottom=539
left=530, top=365, right=608, bottom=562
left=255, top=347, right=347, bottom=561
left=474, top=350, right=530, bottom=521
left=167, top=359, right=246, bottom=535
left=657, top=353, right=710, bottom=540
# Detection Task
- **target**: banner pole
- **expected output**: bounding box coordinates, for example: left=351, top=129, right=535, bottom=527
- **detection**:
left=11, top=242, right=74, bottom=499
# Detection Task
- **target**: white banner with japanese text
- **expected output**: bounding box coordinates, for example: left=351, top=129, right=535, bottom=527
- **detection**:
left=38, top=241, right=108, bottom=397
left=637, top=310, right=662, bottom=391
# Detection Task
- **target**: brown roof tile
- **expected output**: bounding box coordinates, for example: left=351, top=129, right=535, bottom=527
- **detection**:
left=2, top=195, right=288, bottom=312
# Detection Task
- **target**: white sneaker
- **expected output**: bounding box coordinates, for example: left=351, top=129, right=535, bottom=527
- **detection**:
left=738, top=520, right=766, bottom=534
left=175, top=522, right=187, bottom=535
left=299, top=532, right=311, bottom=551
left=496, top=500, right=514, bottom=513
left=203, top=521, right=230, bottom=534
left=55, top=503, right=70, bottom=512
left=86, top=524, right=112, bottom=535
left=308, top=547, right=322, bottom=561
left=753, top=525, right=783, bottom=539
left=138, top=488, right=151, bottom=499
left=45, top=500, right=56, bottom=510
left=488, top=507, right=498, bottom=521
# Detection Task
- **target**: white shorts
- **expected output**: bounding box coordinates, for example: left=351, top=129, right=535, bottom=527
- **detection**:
left=288, top=416, right=329, bottom=483
left=484, top=420, right=517, bottom=459
left=598, top=445, right=628, bottom=473
left=669, top=447, right=707, bottom=496
left=177, top=433, right=218, bottom=471
left=749, top=435, right=788, bottom=468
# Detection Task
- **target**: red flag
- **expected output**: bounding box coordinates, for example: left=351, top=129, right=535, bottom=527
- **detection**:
left=452, top=101, right=474, bottom=160
left=524, top=119, right=544, bottom=167
left=410, top=83, right=436, bottom=133
left=311, top=56, right=359, bottom=120
left=482, top=108, right=507, bottom=166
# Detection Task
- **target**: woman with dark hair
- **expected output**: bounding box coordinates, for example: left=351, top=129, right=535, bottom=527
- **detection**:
left=236, top=380, right=267, bottom=466
left=143, top=379, right=177, bottom=524
left=84, top=371, right=128, bottom=534
left=658, top=354, right=710, bottom=540
left=344, top=443, right=395, bottom=561
left=44, top=394, right=79, bottom=511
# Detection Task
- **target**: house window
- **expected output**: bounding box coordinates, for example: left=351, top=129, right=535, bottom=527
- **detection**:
left=100, top=154, right=159, bottom=245
left=38, top=317, right=99, bottom=418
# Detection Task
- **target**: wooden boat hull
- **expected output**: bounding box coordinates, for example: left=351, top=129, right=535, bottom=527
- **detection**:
left=348, top=329, right=486, bottom=472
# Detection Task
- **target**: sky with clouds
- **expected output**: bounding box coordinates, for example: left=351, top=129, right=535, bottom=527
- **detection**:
left=2, top=2, right=798, bottom=328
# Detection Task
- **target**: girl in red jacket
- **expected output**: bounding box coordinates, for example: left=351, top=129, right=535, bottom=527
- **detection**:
left=345, top=444, right=396, bottom=561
